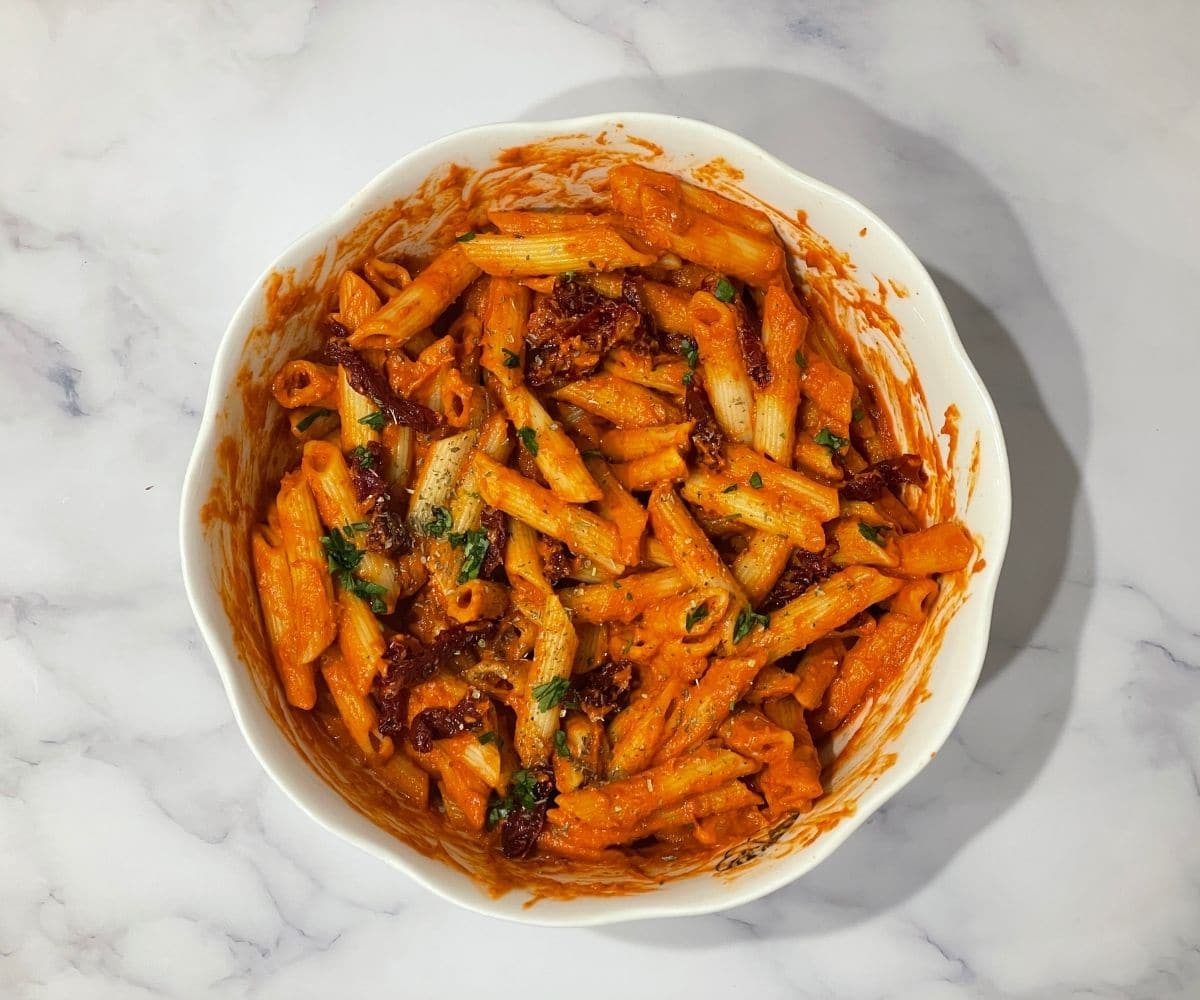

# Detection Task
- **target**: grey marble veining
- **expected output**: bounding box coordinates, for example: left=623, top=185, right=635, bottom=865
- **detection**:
left=2, top=1, right=1198, bottom=997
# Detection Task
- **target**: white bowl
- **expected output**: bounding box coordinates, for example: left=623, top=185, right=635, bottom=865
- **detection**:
left=180, top=112, right=1010, bottom=925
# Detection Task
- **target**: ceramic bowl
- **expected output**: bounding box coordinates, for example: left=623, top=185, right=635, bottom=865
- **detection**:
left=180, top=112, right=1010, bottom=925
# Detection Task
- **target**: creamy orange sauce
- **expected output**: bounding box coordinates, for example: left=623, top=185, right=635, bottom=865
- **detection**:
left=199, top=128, right=977, bottom=902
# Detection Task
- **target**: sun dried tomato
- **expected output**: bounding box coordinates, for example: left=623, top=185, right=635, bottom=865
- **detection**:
left=841, top=455, right=927, bottom=501
left=408, top=695, right=486, bottom=753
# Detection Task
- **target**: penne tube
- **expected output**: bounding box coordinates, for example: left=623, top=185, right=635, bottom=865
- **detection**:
left=602, top=348, right=689, bottom=397
left=552, top=372, right=683, bottom=428
left=487, top=209, right=618, bottom=234
left=741, top=566, right=904, bottom=664
left=753, top=285, right=808, bottom=463
left=472, top=453, right=625, bottom=576
left=500, top=381, right=602, bottom=503
left=459, top=227, right=655, bottom=277
left=271, top=360, right=338, bottom=409
left=382, top=423, right=414, bottom=490
left=689, top=291, right=755, bottom=443
left=336, top=589, right=386, bottom=695
left=515, top=594, right=577, bottom=767
left=480, top=277, right=529, bottom=392
left=732, top=533, right=793, bottom=605
left=830, top=518, right=900, bottom=568
left=338, top=271, right=382, bottom=331
left=336, top=366, right=382, bottom=453
left=552, top=743, right=757, bottom=829
left=320, top=650, right=380, bottom=759
left=505, top=519, right=552, bottom=603
left=275, top=470, right=336, bottom=666
left=599, top=422, right=694, bottom=462
left=647, top=485, right=747, bottom=604
left=654, top=654, right=765, bottom=762
left=349, top=245, right=481, bottom=350
left=723, top=443, right=840, bottom=521
left=681, top=468, right=827, bottom=552
left=407, top=429, right=480, bottom=531
left=793, top=638, right=844, bottom=710
left=252, top=520, right=315, bottom=709
left=811, top=579, right=937, bottom=733
left=585, top=455, right=648, bottom=567
left=894, top=523, right=974, bottom=577
left=558, top=567, right=687, bottom=624
left=610, top=164, right=784, bottom=286
left=610, top=446, right=689, bottom=492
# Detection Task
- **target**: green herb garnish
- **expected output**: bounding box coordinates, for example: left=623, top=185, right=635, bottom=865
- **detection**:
left=423, top=506, right=452, bottom=538
left=512, top=769, right=540, bottom=810
left=814, top=427, right=848, bottom=452
left=713, top=276, right=736, bottom=303
left=349, top=444, right=376, bottom=469
left=358, top=410, right=385, bottom=431
left=532, top=676, right=571, bottom=712
left=733, top=605, right=770, bottom=644
left=456, top=231, right=476, bottom=242
left=749, top=471, right=764, bottom=489
left=448, top=528, right=490, bottom=584
left=722, top=484, right=739, bottom=494
left=581, top=449, right=603, bottom=460
left=478, top=731, right=499, bottom=747
left=554, top=730, right=571, bottom=759
left=678, top=337, right=699, bottom=370
left=794, top=350, right=807, bottom=369
left=296, top=407, right=333, bottom=432
left=852, top=407, right=864, bottom=422
left=682, top=371, right=694, bottom=387
left=320, top=528, right=385, bottom=613
left=501, top=347, right=521, bottom=368
left=517, top=426, right=539, bottom=456
left=685, top=604, right=709, bottom=632
left=858, top=522, right=888, bottom=545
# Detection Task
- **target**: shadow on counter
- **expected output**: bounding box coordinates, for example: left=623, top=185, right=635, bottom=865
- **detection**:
left=521, top=68, right=1094, bottom=940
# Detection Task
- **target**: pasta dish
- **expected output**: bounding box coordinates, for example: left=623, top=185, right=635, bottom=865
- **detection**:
left=250, top=163, right=974, bottom=864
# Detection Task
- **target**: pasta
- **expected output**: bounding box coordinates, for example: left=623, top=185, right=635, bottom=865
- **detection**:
left=248, top=163, right=974, bottom=868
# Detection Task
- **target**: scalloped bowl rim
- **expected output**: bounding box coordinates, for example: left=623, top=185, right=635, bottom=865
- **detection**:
left=180, top=112, right=1011, bottom=926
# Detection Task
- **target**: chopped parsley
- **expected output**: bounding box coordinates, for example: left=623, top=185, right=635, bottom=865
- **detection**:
left=722, top=483, right=739, bottom=494
left=684, top=604, right=709, bottom=632
left=682, top=370, right=694, bottom=387
left=349, top=444, right=376, bottom=469
left=814, top=427, right=848, bottom=452
left=749, top=471, right=764, bottom=489
left=733, top=605, right=770, bottom=644
left=517, top=426, right=539, bottom=457
left=713, top=276, right=736, bottom=303
left=358, top=410, right=385, bottom=431
left=678, top=336, right=699, bottom=370
left=581, top=449, right=603, bottom=460
left=501, top=347, right=521, bottom=368
left=852, top=407, right=865, bottom=422
left=794, top=350, right=807, bottom=369
left=511, top=769, right=541, bottom=810
left=319, top=527, right=386, bottom=613
left=423, top=506, right=452, bottom=538
left=455, top=231, right=476, bottom=242
left=478, top=731, right=500, bottom=747
left=485, top=773, right=549, bottom=829
left=448, top=528, right=489, bottom=584
left=554, top=729, right=571, bottom=759
left=344, top=521, right=371, bottom=534
left=295, top=407, right=333, bottom=432
left=532, top=676, right=571, bottom=712
left=858, top=522, right=888, bottom=545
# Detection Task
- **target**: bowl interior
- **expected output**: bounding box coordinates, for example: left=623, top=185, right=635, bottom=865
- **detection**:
left=181, top=114, right=1010, bottom=925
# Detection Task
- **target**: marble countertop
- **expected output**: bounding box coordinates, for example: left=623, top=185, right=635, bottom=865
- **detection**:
left=4, top=1, right=1198, bottom=997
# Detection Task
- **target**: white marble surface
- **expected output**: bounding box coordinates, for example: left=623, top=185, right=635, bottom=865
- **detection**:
left=3, top=1, right=1198, bottom=996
